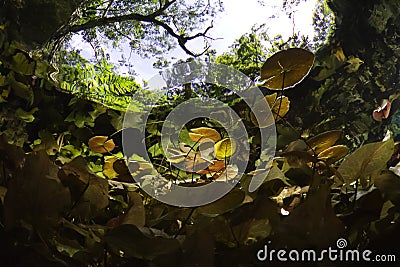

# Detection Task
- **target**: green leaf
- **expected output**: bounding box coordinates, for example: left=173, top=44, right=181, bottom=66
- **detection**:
left=10, top=79, right=34, bottom=105
left=15, top=107, right=38, bottom=122
left=10, top=52, right=35, bottom=75
left=0, top=75, right=8, bottom=86
left=338, top=137, right=394, bottom=187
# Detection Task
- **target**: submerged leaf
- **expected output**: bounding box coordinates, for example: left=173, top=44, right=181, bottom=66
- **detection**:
left=251, top=93, right=290, bottom=127
left=338, top=137, right=394, bottom=187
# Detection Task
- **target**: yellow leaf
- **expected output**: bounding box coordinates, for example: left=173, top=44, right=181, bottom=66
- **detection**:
left=103, top=157, right=119, bottom=179
left=333, top=47, right=346, bottom=62
left=88, top=136, right=115, bottom=153
left=189, top=127, right=221, bottom=143
left=251, top=93, right=290, bottom=127
left=214, top=138, right=236, bottom=160
left=188, top=133, right=203, bottom=142
left=270, top=96, right=290, bottom=121
left=345, top=56, right=363, bottom=73
left=307, top=130, right=342, bottom=155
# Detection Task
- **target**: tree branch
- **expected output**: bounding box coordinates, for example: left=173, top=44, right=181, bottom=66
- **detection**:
left=53, top=0, right=213, bottom=57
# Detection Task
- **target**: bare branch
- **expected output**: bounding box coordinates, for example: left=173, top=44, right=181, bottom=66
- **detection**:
left=52, top=0, right=212, bottom=57
left=102, top=0, right=115, bottom=18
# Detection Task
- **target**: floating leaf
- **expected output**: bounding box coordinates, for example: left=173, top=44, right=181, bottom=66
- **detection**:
left=317, top=145, right=349, bottom=164
left=259, top=48, right=315, bottom=90
left=269, top=96, right=290, bottom=121
left=189, top=127, right=221, bottom=143
left=338, top=137, right=394, bottom=187
left=88, top=136, right=115, bottom=153
left=197, top=160, right=226, bottom=175
left=250, top=97, right=275, bottom=128
left=103, top=157, right=119, bottom=178
left=179, top=143, right=197, bottom=158
left=104, top=157, right=136, bottom=181
left=214, top=138, right=236, bottom=160
left=184, top=157, right=209, bottom=173
left=307, top=130, right=342, bottom=155
left=285, top=139, right=308, bottom=152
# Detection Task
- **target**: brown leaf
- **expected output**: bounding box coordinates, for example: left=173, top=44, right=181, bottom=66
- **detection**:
left=4, top=151, right=71, bottom=234
left=280, top=150, right=318, bottom=168
left=107, top=192, right=145, bottom=227
left=317, top=145, right=348, bottom=164
left=88, top=136, right=115, bottom=153
left=307, top=130, right=342, bottom=155
left=59, top=157, right=109, bottom=220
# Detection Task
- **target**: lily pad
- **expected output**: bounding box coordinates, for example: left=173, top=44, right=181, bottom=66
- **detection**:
left=88, top=136, right=115, bottom=154
left=259, top=48, right=315, bottom=90
left=189, top=127, right=221, bottom=143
